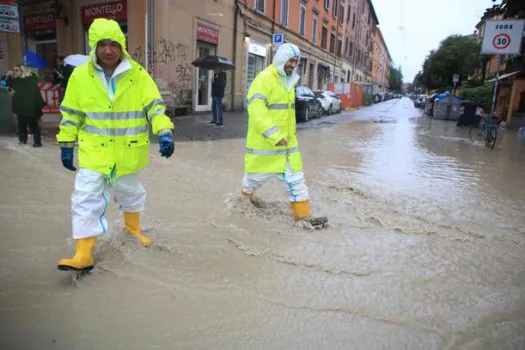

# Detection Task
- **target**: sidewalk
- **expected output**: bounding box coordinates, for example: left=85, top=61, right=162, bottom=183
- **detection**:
left=172, top=112, right=246, bottom=142
left=40, top=111, right=248, bottom=142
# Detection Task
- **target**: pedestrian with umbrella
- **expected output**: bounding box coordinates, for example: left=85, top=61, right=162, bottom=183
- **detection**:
left=191, top=55, right=234, bottom=127
left=210, top=67, right=227, bottom=126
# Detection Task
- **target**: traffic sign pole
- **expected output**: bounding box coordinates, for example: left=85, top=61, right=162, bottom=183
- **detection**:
left=490, top=56, right=503, bottom=116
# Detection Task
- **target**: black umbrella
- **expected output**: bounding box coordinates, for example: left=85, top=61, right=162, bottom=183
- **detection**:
left=191, top=55, right=235, bottom=70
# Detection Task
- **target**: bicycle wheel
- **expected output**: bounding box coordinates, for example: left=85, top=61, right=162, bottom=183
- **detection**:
left=488, top=126, right=498, bottom=150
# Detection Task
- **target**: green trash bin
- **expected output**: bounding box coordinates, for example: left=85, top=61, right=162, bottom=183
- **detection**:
left=0, top=88, right=15, bottom=135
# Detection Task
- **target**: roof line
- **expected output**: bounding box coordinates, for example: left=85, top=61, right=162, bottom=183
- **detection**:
left=377, top=27, right=392, bottom=62
left=367, top=0, right=379, bottom=25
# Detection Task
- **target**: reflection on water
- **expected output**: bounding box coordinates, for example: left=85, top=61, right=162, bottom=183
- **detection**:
left=0, top=98, right=524, bottom=350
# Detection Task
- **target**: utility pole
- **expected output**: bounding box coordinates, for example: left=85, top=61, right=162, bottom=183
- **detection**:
left=17, top=0, right=28, bottom=60
left=350, top=0, right=363, bottom=83
left=333, top=0, right=340, bottom=83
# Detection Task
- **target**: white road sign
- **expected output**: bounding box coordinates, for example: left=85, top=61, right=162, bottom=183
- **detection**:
left=0, top=4, right=18, bottom=19
left=0, top=17, right=18, bottom=33
left=481, top=19, right=525, bottom=55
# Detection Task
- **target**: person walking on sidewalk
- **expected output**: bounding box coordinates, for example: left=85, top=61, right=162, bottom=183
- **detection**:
left=56, top=18, right=175, bottom=272
left=209, top=67, right=226, bottom=127
left=10, top=65, right=45, bottom=147
left=241, top=43, right=327, bottom=227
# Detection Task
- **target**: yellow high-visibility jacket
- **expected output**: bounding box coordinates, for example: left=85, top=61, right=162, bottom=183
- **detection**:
left=245, top=64, right=302, bottom=173
left=56, top=18, right=174, bottom=178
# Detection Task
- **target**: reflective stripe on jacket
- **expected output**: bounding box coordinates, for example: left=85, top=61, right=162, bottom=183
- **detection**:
left=56, top=18, right=174, bottom=178
left=245, top=64, right=302, bottom=173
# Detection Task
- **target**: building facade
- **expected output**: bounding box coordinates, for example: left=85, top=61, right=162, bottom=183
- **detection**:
left=372, top=27, right=391, bottom=92
left=342, top=0, right=378, bottom=83
left=4, top=0, right=393, bottom=114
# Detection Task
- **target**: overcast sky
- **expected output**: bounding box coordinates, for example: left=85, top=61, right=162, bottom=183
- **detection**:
left=372, top=0, right=492, bottom=82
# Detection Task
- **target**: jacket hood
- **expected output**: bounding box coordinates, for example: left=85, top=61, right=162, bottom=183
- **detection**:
left=272, top=43, right=301, bottom=91
left=272, top=43, right=301, bottom=76
left=88, top=18, right=128, bottom=55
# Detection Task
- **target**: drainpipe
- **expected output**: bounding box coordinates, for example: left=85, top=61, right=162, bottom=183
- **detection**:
left=231, top=1, right=242, bottom=111
left=269, top=0, right=276, bottom=62
left=150, top=0, right=155, bottom=77
left=333, top=0, right=340, bottom=84
left=144, top=0, right=148, bottom=71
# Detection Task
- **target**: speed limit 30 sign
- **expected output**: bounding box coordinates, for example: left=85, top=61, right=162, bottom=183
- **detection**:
left=481, top=19, right=525, bottom=55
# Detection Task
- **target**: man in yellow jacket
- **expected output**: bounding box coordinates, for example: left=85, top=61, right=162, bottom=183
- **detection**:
left=56, top=18, right=175, bottom=272
left=242, top=43, right=327, bottom=227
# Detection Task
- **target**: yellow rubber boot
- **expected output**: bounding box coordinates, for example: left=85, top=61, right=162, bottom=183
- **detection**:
left=124, top=212, right=152, bottom=247
left=290, top=200, right=311, bottom=220
left=57, top=237, right=97, bottom=271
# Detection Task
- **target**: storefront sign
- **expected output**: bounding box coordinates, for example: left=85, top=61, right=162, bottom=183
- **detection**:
left=248, top=42, right=267, bottom=57
left=0, top=38, right=8, bottom=74
left=81, top=0, right=127, bottom=24
left=0, top=17, right=18, bottom=32
left=197, top=22, right=219, bottom=45
left=24, top=12, right=55, bottom=31
left=0, top=3, right=18, bottom=19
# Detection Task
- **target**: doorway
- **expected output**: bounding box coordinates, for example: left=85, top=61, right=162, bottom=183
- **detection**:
left=28, top=39, right=57, bottom=82
left=195, top=41, right=216, bottom=112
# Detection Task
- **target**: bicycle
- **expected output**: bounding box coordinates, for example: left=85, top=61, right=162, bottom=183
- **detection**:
left=468, top=111, right=499, bottom=150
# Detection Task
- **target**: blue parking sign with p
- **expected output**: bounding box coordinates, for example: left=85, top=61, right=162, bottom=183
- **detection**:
left=273, top=33, right=283, bottom=45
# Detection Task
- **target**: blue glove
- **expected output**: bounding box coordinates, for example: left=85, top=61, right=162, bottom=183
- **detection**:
left=61, top=147, right=77, bottom=171
left=159, top=132, right=175, bottom=158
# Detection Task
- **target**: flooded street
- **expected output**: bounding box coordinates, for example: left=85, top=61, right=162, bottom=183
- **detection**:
left=1, top=98, right=524, bottom=349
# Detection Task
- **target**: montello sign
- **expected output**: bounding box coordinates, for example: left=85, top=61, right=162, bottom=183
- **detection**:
left=81, top=0, right=127, bottom=24
left=196, top=22, right=219, bottom=45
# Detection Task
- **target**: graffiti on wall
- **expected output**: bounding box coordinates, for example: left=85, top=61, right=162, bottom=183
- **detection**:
left=131, top=39, right=193, bottom=107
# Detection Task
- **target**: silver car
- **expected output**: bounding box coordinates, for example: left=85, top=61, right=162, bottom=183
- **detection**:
left=314, top=90, right=342, bottom=114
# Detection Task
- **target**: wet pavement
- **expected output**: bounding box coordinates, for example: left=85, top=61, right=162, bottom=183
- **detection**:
left=1, top=98, right=524, bottom=349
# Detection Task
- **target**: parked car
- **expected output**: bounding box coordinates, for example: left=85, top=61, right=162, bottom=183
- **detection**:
left=296, top=86, right=324, bottom=122
left=414, top=95, right=426, bottom=108
left=314, top=90, right=342, bottom=114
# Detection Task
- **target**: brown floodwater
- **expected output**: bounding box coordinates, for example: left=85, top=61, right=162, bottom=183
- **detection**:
left=1, top=98, right=524, bottom=349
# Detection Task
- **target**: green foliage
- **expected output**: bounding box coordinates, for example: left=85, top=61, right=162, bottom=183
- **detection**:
left=461, top=84, right=493, bottom=111
left=389, top=66, right=403, bottom=93
left=483, top=0, right=525, bottom=19
left=462, top=78, right=483, bottom=88
left=420, top=35, right=482, bottom=90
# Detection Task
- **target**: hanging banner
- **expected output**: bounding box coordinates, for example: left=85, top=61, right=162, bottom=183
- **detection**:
left=0, top=17, right=18, bottom=32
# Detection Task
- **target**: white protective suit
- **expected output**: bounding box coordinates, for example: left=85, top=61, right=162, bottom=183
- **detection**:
left=70, top=59, right=146, bottom=239
left=72, top=169, right=145, bottom=239
left=242, top=43, right=310, bottom=203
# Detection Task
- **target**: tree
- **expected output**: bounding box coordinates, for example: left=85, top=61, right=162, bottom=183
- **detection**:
left=483, top=0, right=525, bottom=19
left=389, top=66, right=403, bottom=93
left=420, top=35, right=482, bottom=90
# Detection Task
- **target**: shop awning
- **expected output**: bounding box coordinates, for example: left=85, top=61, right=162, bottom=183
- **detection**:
left=486, top=70, right=520, bottom=82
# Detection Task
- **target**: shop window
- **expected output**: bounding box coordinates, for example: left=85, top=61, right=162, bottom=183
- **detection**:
left=312, top=14, right=318, bottom=44
left=256, top=0, right=265, bottom=13
left=299, top=5, right=306, bottom=36
left=321, top=25, right=327, bottom=49
left=330, top=31, right=335, bottom=53
left=280, top=0, right=288, bottom=26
